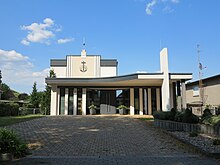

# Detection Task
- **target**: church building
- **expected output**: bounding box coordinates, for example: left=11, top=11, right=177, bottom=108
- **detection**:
left=45, top=48, right=192, bottom=115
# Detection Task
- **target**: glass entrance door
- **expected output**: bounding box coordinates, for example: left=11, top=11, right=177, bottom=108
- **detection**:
left=100, top=90, right=116, bottom=114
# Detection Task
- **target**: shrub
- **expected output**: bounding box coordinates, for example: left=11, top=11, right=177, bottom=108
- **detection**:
left=117, top=105, right=128, bottom=110
left=0, top=102, right=19, bottom=116
left=182, top=108, right=199, bottom=124
left=0, top=128, right=28, bottom=158
left=202, top=108, right=212, bottom=119
left=201, top=115, right=220, bottom=126
left=169, top=108, right=177, bottom=121
left=174, top=112, right=184, bottom=122
left=154, top=108, right=199, bottom=124
left=213, top=138, right=220, bottom=145
left=153, top=111, right=171, bottom=120
left=189, top=131, right=198, bottom=137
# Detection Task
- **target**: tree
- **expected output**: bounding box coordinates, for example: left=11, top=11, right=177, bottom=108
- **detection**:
left=0, top=83, right=15, bottom=100
left=50, top=69, right=56, bottom=78
left=30, top=82, right=40, bottom=108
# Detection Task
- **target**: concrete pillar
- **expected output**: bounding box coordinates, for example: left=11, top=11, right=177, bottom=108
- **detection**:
left=73, top=88, right=77, bottom=115
left=148, top=88, right=152, bottom=115
left=139, top=88, right=143, bottom=115
left=181, top=81, right=187, bottom=109
left=50, top=85, right=58, bottom=115
left=57, top=88, right=60, bottom=115
left=156, top=88, right=160, bottom=111
left=130, top=88, right=135, bottom=115
left=82, top=88, right=87, bottom=115
left=144, top=89, right=147, bottom=115
left=64, top=88, right=69, bottom=115
left=160, top=48, right=170, bottom=111
left=177, top=96, right=182, bottom=110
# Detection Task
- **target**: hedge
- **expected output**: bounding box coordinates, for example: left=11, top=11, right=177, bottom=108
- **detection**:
left=0, top=102, right=19, bottom=116
left=153, top=108, right=199, bottom=124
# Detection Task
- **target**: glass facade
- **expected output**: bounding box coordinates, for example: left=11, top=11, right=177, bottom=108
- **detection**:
left=59, top=88, right=65, bottom=115
left=134, top=88, right=139, bottom=114
left=58, top=87, right=161, bottom=115
left=68, top=88, right=73, bottom=115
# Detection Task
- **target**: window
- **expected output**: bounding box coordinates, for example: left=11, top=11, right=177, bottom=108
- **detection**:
left=193, top=86, right=199, bottom=97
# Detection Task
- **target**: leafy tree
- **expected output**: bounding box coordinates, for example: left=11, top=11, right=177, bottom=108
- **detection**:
left=30, top=82, right=40, bottom=108
left=50, top=69, right=56, bottom=78
left=0, top=83, right=15, bottom=100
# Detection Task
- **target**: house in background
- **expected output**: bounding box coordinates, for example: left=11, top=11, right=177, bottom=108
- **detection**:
left=45, top=48, right=192, bottom=115
left=186, top=74, right=220, bottom=115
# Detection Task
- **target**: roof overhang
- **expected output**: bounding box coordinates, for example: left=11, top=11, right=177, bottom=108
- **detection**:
left=46, top=73, right=164, bottom=87
left=169, top=73, right=193, bottom=81
left=46, top=73, right=192, bottom=87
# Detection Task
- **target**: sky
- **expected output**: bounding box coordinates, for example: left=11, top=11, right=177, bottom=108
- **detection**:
left=0, top=0, right=220, bottom=93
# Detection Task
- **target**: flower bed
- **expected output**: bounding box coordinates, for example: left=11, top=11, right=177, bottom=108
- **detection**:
left=154, top=119, right=220, bottom=136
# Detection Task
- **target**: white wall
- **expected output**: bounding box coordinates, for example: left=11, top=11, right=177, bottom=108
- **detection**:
left=66, top=56, right=100, bottom=78
left=100, top=66, right=117, bottom=77
left=160, top=48, right=170, bottom=111
left=51, top=67, right=66, bottom=78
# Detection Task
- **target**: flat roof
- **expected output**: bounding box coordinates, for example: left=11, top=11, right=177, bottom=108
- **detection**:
left=46, top=73, right=192, bottom=87
left=187, top=74, right=220, bottom=86
left=51, top=58, right=118, bottom=67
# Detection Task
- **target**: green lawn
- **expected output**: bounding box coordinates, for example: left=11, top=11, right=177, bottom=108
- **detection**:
left=137, top=118, right=154, bottom=121
left=0, top=115, right=44, bottom=127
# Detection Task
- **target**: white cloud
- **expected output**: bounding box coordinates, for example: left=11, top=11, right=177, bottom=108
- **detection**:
left=146, top=0, right=157, bottom=15
left=146, top=0, right=180, bottom=15
left=0, top=49, right=49, bottom=93
left=136, top=71, right=148, bottom=73
left=21, top=18, right=56, bottom=45
left=57, top=38, right=74, bottom=44
left=163, top=6, right=174, bottom=13
left=171, top=0, right=179, bottom=3
left=21, top=39, right=30, bottom=46
left=0, top=49, right=29, bottom=61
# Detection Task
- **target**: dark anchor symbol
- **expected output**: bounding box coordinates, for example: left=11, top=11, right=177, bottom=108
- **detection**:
left=80, top=61, right=87, bottom=72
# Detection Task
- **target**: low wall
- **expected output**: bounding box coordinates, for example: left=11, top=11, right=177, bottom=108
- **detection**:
left=154, top=119, right=220, bottom=136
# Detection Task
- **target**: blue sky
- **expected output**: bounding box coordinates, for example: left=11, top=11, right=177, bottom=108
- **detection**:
left=0, top=0, right=220, bottom=93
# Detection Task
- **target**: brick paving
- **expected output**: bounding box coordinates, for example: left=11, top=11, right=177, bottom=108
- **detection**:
left=6, top=116, right=220, bottom=164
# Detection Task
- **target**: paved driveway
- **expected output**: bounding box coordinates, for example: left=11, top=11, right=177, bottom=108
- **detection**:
left=8, top=116, right=220, bottom=165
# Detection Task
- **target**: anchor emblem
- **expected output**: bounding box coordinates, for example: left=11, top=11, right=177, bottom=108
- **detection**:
left=80, top=61, right=87, bottom=72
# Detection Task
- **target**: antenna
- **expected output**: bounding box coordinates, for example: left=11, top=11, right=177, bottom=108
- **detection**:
left=83, top=37, right=86, bottom=50
left=197, top=44, right=204, bottom=106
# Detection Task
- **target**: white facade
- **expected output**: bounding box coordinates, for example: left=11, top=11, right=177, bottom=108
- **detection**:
left=46, top=48, right=192, bottom=115
left=51, top=50, right=117, bottom=79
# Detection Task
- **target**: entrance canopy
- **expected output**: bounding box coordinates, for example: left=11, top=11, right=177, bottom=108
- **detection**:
left=45, top=73, right=192, bottom=87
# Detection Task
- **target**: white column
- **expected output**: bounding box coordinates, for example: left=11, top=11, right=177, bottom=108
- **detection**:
left=50, top=85, right=57, bottom=115
left=130, top=88, right=135, bottom=115
left=57, top=88, right=60, bottom=115
left=73, top=88, right=77, bottom=115
left=148, top=88, right=152, bottom=115
left=160, top=48, right=170, bottom=111
left=82, top=88, right=87, bottom=115
left=64, top=88, right=69, bottom=115
left=181, top=81, right=187, bottom=109
left=156, top=88, right=160, bottom=111
left=144, top=89, right=147, bottom=114
left=139, top=88, right=143, bottom=115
